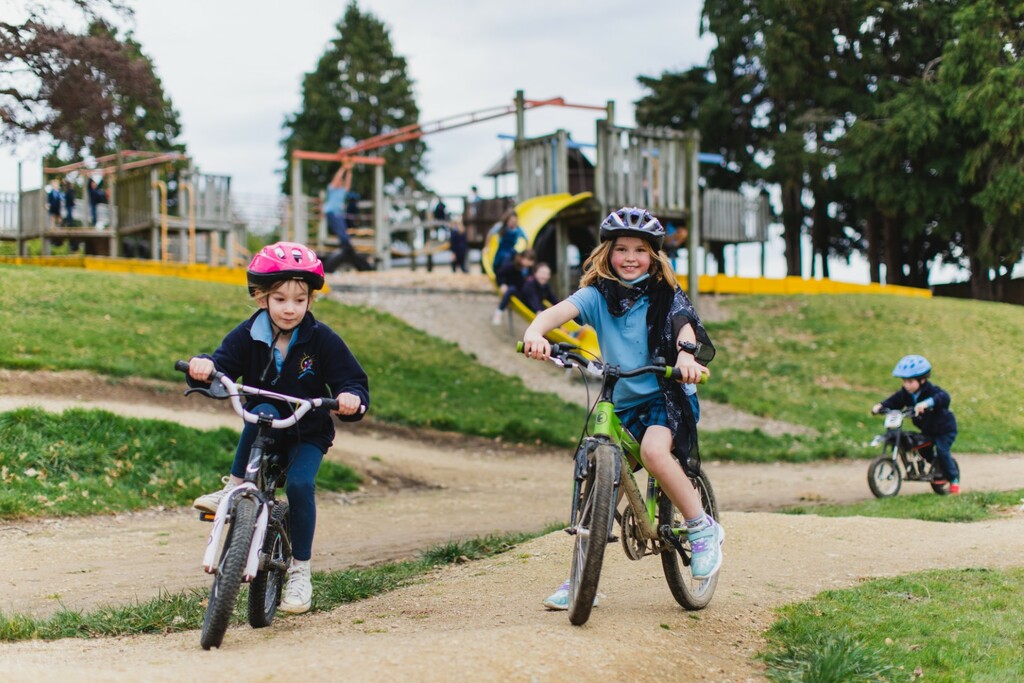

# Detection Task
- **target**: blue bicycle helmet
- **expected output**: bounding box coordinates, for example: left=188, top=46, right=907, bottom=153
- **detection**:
left=892, top=354, right=931, bottom=380
left=599, top=207, right=665, bottom=250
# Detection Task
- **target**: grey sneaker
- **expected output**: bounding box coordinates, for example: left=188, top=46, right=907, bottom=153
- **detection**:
left=689, top=517, right=725, bottom=581
left=192, top=476, right=233, bottom=513
left=281, top=562, right=313, bottom=614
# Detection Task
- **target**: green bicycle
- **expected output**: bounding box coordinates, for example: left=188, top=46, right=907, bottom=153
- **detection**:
left=519, top=341, right=720, bottom=626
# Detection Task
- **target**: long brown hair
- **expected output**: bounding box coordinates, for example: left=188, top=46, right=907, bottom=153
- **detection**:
left=579, top=238, right=676, bottom=288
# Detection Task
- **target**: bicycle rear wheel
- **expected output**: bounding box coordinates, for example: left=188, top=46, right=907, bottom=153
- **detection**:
left=568, top=443, right=617, bottom=626
left=248, top=501, right=290, bottom=628
left=659, top=470, right=720, bottom=610
left=200, top=496, right=258, bottom=650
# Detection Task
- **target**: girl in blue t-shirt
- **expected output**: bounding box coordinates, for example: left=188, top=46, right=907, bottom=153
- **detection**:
left=522, top=207, right=722, bottom=610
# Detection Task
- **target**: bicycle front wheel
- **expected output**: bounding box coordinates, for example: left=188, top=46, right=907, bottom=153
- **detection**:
left=568, top=443, right=617, bottom=626
left=868, top=456, right=902, bottom=498
left=200, top=496, right=258, bottom=650
left=248, top=501, right=289, bottom=628
left=659, top=470, right=720, bottom=611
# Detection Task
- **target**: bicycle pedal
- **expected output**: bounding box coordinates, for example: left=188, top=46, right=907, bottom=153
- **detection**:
left=198, top=511, right=215, bottom=522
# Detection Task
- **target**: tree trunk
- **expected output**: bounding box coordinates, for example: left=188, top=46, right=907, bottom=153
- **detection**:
left=963, top=209, right=995, bottom=301
left=780, top=179, right=803, bottom=277
left=882, top=214, right=904, bottom=286
left=865, top=212, right=881, bottom=284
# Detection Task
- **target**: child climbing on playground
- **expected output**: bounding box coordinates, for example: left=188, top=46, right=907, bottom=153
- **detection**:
left=521, top=207, right=721, bottom=610
left=872, top=354, right=960, bottom=494
left=491, top=249, right=536, bottom=324
left=323, top=162, right=373, bottom=272
left=186, top=241, right=370, bottom=613
left=46, top=178, right=62, bottom=228
left=520, top=261, right=559, bottom=313
left=490, top=209, right=526, bottom=272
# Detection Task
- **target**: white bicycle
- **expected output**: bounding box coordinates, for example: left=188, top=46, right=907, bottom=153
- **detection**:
left=175, top=360, right=339, bottom=649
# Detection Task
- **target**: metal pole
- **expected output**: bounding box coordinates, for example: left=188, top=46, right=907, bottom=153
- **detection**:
left=687, top=134, right=700, bottom=308
left=373, top=162, right=388, bottom=270
left=291, top=155, right=305, bottom=243
left=16, top=161, right=23, bottom=256
left=515, top=90, right=525, bottom=203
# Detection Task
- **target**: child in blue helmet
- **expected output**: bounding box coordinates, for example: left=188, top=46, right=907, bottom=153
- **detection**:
left=872, top=354, right=959, bottom=494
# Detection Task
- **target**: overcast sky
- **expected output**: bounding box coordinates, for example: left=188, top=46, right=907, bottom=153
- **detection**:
left=0, top=0, right=714, bottom=199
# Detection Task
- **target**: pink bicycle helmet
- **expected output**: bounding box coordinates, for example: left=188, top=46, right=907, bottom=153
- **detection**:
left=246, top=241, right=325, bottom=296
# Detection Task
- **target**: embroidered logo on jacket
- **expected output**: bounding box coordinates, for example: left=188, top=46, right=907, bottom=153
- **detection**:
left=297, top=354, right=316, bottom=379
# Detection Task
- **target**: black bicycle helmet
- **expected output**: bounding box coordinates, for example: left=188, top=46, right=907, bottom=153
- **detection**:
left=599, top=207, right=665, bottom=250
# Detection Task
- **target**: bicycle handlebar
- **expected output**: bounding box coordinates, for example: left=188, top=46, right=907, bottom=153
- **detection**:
left=175, top=360, right=342, bottom=427
left=516, top=342, right=708, bottom=384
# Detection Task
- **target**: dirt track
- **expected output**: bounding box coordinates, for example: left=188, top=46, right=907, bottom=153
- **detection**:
left=2, top=273, right=1024, bottom=681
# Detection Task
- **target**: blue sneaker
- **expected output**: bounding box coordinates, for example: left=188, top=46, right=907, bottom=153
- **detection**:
left=688, top=517, right=725, bottom=581
left=542, top=580, right=598, bottom=610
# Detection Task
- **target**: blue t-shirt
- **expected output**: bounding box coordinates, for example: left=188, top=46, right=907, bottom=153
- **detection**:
left=567, top=285, right=697, bottom=409
left=568, top=286, right=660, bottom=409
left=323, top=186, right=348, bottom=215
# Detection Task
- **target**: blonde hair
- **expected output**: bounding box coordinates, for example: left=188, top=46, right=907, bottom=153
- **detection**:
left=579, top=238, right=676, bottom=288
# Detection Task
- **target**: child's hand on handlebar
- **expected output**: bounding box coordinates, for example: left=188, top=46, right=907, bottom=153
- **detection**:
left=674, top=353, right=709, bottom=385
left=188, top=357, right=216, bottom=382
left=522, top=331, right=551, bottom=361
left=334, top=391, right=362, bottom=416
left=871, top=403, right=883, bottom=415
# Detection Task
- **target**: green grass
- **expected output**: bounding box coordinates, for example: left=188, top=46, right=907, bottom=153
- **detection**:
left=0, top=527, right=557, bottom=641
left=761, top=568, right=1024, bottom=682
left=782, top=488, right=1024, bottom=523
left=0, top=265, right=584, bottom=447
left=703, top=294, right=1024, bottom=456
left=0, top=407, right=359, bottom=518
left=5, top=265, right=1024, bottom=456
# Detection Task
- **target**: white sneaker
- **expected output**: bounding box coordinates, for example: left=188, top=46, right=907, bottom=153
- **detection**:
left=280, top=562, right=312, bottom=614
left=192, top=476, right=233, bottom=513
left=491, top=309, right=503, bottom=325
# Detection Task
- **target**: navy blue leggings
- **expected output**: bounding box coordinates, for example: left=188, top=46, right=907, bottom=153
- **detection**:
left=930, top=430, right=959, bottom=482
left=228, top=404, right=325, bottom=561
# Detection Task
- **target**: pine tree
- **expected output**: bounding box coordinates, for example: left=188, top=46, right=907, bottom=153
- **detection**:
left=281, top=1, right=425, bottom=198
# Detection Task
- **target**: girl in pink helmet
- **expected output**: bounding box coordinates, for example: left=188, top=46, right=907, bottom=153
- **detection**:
left=186, top=241, right=370, bottom=614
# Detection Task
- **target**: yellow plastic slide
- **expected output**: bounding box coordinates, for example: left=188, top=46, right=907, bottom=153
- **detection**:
left=483, top=192, right=601, bottom=359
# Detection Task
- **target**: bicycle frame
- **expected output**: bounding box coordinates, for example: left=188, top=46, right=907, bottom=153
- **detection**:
left=572, top=367, right=678, bottom=550
left=179, top=364, right=331, bottom=580
left=201, top=419, right=291, bottom=580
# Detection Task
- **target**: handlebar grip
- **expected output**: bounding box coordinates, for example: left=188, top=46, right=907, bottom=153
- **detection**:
left=667, top=367, right=708, bottom=384
left=321, top=398, right=340, bottom=412
left=174, top=360, right=190, bottom=373
left=516, top=341, right=524, bottom=353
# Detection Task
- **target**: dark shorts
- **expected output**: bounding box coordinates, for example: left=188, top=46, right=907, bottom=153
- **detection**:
left=617, top=397, right=669, bottom=443
left=617, top=393, right=701, bottom=443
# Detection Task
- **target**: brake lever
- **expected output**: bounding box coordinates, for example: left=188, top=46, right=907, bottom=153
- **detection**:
left=183, top=382, right=231, bottom=400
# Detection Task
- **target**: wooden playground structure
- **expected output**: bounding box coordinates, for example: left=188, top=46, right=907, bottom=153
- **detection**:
left=285, top=90, right=769, bottom=302
left=1, top=90, right=769, bottom=308
left=0, top=151, right=246, bottom=266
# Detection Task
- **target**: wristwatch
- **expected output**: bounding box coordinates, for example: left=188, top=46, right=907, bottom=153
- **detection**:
left=677, top=340, right=700, bottom=356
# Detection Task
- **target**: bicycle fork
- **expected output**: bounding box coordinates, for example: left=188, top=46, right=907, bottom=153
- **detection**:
left=202, top=485, right=270, bottom=581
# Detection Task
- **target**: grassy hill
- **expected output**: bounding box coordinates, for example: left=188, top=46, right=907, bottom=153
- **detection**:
left=700, top=294, right=1024, bottom=458
left=2, top=264, right=1021, bottom=458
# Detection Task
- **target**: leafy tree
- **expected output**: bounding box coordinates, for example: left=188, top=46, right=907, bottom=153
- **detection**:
left=281, top=1, right=425, bottom=198
left=0, top=1, right=182, bottom=159
left=939, top=0, right=1024, bottom=299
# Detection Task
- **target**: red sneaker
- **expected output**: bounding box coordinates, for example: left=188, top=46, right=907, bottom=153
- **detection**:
left=949, top=482, right=961, bottom=495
